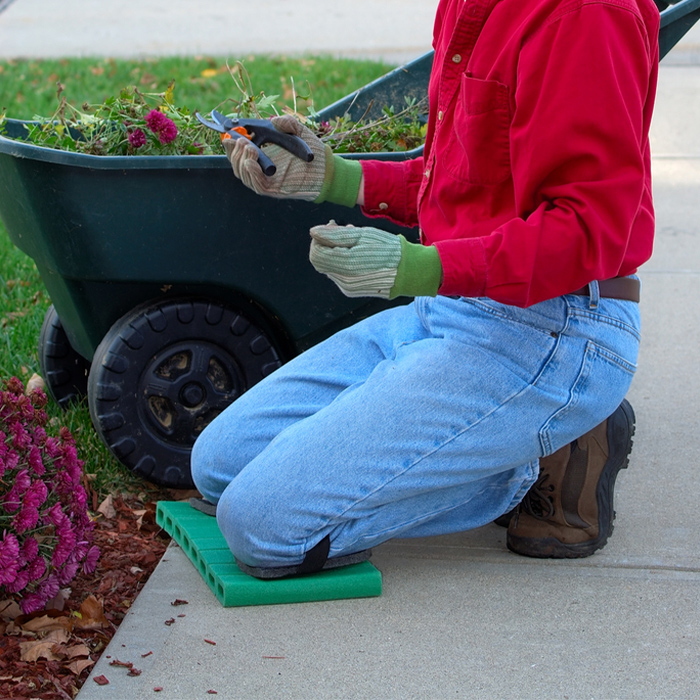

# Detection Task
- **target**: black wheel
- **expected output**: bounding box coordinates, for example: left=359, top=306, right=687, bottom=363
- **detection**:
left=38, top=305, right=91, bottom=409
left=87, top=299, right=283, bottom=489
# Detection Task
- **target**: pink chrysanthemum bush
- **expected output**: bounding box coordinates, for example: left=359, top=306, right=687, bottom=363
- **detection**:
left=0, top=377, right=99, bottom=614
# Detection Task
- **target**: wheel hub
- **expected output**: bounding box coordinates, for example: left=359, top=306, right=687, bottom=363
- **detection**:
left=180, top=382, right=205, bottom=408
left=138, top=340, right=245, bottom=446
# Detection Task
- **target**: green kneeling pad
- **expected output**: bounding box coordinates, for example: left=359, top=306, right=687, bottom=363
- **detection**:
left=156, top=501, right=382, bottom=607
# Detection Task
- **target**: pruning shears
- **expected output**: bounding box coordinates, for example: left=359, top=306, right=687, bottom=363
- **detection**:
left=195, top=110, right=314, bottom=176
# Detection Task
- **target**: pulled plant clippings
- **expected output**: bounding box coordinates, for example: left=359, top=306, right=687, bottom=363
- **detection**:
left=315, top=99, right=427, bottom=154
left=0, top=61, right=427, bottom=157
left=15, top=81, right=222, bottom=156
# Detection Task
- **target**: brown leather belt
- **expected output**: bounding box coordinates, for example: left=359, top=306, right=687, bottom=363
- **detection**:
left=570, top=277, right=640, bottom=303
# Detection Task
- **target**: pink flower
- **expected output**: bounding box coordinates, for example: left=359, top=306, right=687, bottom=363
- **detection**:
left=13, top=506, right=40, bottom=534
left=7, top=566, right=31, bottom=594
left=39, top=574, right=60, bottom=602
left=83, top=545, right=100, bottom=574
left=158, top=122, right=178, bottom=144
left=145, top=109, right=167, bottom=131
left=10, top=420, right=31, bottom=450
left=24, top=479, right=48, bottom=509
left=4, top=450, right=19, bottom=473
left=4, top=469, right=31, bottom=512
left=20, top=536, right=39, bottom=565
left=57, top=441, right=81, bottom=488
left=52, top=521, right=76, bottom=568
left=27, top=555, right=46, bottom=582
left=32, top=425, right=46, bottom=446
left=58, top=561, right=79, bottom=585
left=29, top=388, right=48, bottom=410
left=44, top=436, right=60, bottom=459
left=5, top=377, right=23, bottom=395
left=128, top=128, right=147, bottom=149
left=45, top=502, right=66, bottom=527
left=19, top=591, right=45, bottom=615
left=27, top=445, right=45, bottom=475
left=145, top=109, right=178, bottom=145
left=0, top=532, right=20, bottom=585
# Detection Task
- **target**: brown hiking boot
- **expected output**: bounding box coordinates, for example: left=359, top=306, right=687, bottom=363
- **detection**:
left=506, top=399, right=635, bottom=558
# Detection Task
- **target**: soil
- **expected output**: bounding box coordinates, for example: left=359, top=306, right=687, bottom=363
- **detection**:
left=0, top=494, right=175, bottom=700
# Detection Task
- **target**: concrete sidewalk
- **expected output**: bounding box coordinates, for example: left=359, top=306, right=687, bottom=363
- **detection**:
left=1, top=2, right=699, bottom=698
left=0, top=0, right=435, bottom=65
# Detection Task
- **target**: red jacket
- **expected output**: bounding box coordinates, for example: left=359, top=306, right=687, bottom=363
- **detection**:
left=361, top=0, right=660, bottom=306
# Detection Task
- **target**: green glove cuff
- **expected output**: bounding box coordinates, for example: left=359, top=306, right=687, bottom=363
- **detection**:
left=315, top=151, right=363, bottom=207
left=390, top=237, right=443, bottom=299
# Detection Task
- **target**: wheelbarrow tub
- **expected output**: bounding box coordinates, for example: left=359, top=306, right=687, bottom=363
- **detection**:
left=0, top=119, right=420, bottom=363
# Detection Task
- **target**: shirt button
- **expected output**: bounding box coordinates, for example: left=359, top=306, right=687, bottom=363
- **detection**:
left=424, top=168, right=431, bottom=179
left=438, top=110, right=444, bottom=121
left=378, top=202, right=388, bottom=210
left=452, top=54, right=462, bottom=64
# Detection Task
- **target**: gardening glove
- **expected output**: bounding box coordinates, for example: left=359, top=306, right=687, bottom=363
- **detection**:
left=309, top=222, right=443, bottom=299
left=224, top=115, right=362, bottom=206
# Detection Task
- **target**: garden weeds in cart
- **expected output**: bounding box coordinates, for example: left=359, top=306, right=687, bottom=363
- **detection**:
left=1, top=59, right=427, bottom=157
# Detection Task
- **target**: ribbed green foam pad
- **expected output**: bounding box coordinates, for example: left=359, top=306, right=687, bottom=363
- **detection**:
left=156, top=501, right=382, bottom=607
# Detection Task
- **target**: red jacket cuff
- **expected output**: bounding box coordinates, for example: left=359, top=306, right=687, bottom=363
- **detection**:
left=435, top=238, right=488, bottom=298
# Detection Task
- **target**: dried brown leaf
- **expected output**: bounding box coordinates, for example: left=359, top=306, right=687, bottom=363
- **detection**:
left=0, top=599, right=23, bottom=620
left=74, top=595, right=110, bottom=631
left=97, top=494, right=117, bottom=519
left=67, top=657, right=96, bottom=675
left=19, top=630, right=69, bottom=662
left=19, top=615, right=73, bottom=634
left=67, top=643, right=92, bottom=658
left=21, top=615, right=73, bottom=635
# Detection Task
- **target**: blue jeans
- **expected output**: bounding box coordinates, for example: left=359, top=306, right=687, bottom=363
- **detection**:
left=191, top=286, right=640, bottom=569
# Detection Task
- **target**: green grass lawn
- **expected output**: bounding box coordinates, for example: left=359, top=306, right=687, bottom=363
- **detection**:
left=0, top=54, right=395, bottom=500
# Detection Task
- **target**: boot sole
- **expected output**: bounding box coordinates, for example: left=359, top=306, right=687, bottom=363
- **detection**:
left=507, top=399, right=635, bottom=559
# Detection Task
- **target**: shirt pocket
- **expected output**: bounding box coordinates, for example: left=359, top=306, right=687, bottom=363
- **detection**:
left=442, top=75, right=511, bottom=186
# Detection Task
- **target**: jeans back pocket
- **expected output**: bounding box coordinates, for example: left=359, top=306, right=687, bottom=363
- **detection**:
left=538, top=339, right=637, bottom=457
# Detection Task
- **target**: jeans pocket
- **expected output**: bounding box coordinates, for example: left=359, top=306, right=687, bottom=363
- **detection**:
left=441, top=75, right=511, bottom=185
left=539, top=339, right=637, bottom=456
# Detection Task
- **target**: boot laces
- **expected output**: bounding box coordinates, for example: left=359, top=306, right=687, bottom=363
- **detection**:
left=520, top=474, right=556, bottom=520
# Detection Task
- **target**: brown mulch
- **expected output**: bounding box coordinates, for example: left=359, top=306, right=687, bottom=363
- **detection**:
left=0, top=494, right=174, bottom=700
